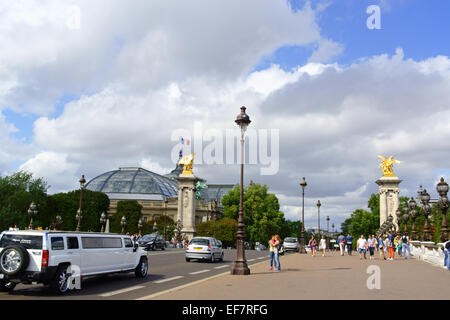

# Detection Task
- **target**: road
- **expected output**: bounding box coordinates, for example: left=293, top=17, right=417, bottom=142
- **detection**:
left=0, top=248, right=277, bottom=300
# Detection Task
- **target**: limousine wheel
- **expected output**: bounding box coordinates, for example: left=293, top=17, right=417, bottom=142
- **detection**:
left=0, top=245, right=30, bottom=276
left=135, top=257, right=148, bottom=278
left=50, top=266, right=70, bottom=295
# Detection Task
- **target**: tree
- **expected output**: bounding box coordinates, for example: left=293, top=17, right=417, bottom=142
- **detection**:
left=196, top=218, right=238, bottom=248
left=221, top=182, right=294, bottom=247
left=0, top=171, right=48, bottom=231
left=111, top=200, right=142, bottom=234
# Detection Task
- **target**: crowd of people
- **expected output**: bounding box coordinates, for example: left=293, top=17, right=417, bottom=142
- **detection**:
left=336, top=232, right=413, bottom=261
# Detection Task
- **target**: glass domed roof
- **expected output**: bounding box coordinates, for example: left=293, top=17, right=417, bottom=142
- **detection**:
left=85, top=167, right=178, bottom=199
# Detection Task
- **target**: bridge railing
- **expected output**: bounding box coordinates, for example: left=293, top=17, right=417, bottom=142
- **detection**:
left=410, top=241, right=446, bottom=268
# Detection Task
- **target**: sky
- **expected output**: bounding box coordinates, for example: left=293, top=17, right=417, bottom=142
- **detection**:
left=0, top=0, right=449, bottom=231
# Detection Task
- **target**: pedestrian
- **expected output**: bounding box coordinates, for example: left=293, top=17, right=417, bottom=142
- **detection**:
left=367, top=235, right=376, bottom=260
left=319, top=236, right=326, bottom=257
left=402, top=234, right=412, bottom=259
left=443, top=240, right=450, bottom=270
left=387, top=231, right=395, bottom=260
left=268, top=236, right=279, bottom=271
left=308, top=236, right=316, bottom=257
left=396, top=236, right=403, bottom=257
left=357, top=235, right=367, bottom=260
left=377, top=234, right=386, bottom=260
left=346, top=234, right=353, bottom=256
left=337, top=234, right=345, bottom=256
left=274, top=235, right=282, bottom=271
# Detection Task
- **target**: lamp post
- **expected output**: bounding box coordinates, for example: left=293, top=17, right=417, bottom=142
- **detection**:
left=408, top=197, right=418, bottom=240
left=231, top=106, right=251, bottom=276
left=100, top=212, right=106, bottom=233
left=299, top=177, right=307, bottom=254
left=27, top=202, right=38, bottom=230
left=326, top=215, right=330, bottom=249
left=138, top=218, right=143, bottom=235
left=164, top=199, right=168, bottom=240
left=402, top=204, right=409, bottom=236
left=55, top=215, right=63, bottom=230
left=76, top=175, right=86, bottom=232
left=120, top=216, right=127, bottom=234
left=420, top=189, right=432, bottom=242
left=316, top=200, right=321, bottom=237
left=436, top=177, right=449, bottom=242
left=153, top=221, right=158, bottom=233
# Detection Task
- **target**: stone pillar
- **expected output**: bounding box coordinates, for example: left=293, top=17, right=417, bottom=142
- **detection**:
left=376, top=176, right=402, bottom=228
left=177, top=174, right=199, bottom=241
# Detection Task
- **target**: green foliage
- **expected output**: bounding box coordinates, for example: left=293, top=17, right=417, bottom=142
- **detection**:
left=221, top=182, right=302, bottom=247
left=111, top=200, right=142, bottom=234
left=144, top=215, right=176, bottom=240
left=0, top=171, right=48, bottom=231
left=196, top=218, right=238, bottom=248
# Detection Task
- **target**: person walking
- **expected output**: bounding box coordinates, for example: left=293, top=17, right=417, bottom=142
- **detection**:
left=377, top=234, right=386, bottom=260
left=443, top=240, right=450, bottom=270
left=396, top=236, right=403, bottom=257
left=338, top=234, right=346, bottom=256
left=357, top=235, right=367, bottom=260
left=319, top=236, right=327, bottom=257
left=402, top=234, right=412, bottom=259
left=387, top=231, right=395, bottom=260
left=367, top=235, right=376, bottom=260
left=308, top=236, right=316, bottom=257
left=346, top=234, right=353, bottom=256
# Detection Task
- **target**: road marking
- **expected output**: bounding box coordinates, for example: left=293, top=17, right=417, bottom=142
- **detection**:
left=247, top=259, right=256, bottom=262
left=214, top=265, right=230, bottom=269
left=136, top=259, right=269, bottom=300
left=257, top=257, right=265, bottom=260
left=189, top=269, right=211, bottom=275
left=99, top=285, right=145, bottom=297
left=153, top=276, right=184, bottom=284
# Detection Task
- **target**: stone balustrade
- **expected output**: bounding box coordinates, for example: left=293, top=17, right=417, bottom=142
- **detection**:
left=410, top=240, right=447, bottom=269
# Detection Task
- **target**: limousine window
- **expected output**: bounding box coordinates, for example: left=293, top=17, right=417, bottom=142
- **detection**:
left=67, top=237, right=79, bottom=249
left=0, top=234, right=42, bottom=250
left=51, top=237, right=64, bottom=250
left=81, top=237, right=122, bottom=249
left=124, top=238, right=134, bottom=248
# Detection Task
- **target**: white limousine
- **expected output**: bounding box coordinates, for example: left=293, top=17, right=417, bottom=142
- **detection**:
left=0, top=230, right=148, bottom=294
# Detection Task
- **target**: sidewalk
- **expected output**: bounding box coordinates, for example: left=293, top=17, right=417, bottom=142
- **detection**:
left=149, top=251, right=450, bottom=300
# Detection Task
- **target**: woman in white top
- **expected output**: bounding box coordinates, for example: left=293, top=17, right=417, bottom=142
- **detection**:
left=319, top=236, right=327, bottom=256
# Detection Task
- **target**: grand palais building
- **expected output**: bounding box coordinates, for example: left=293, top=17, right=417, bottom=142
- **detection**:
left=84, top=162, right=234, bottom=225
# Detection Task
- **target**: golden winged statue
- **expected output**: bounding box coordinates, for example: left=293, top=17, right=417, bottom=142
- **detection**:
left=378, top=155, right=402, bottom=177
left=178, top=153, right=195, bottom=175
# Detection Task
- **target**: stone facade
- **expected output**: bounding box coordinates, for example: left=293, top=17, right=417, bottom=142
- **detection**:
left=376, top=176, right=402, bottom=228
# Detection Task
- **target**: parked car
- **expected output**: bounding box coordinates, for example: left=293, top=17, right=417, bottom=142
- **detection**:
left=283, top=237, right=299, bottom=252
left=137, top=233, right=166, bottom=251
left=0, top=230, right=148, bottom=294
left=255, top=244, right=267, bottom=251
left=185, top=237, right=224, bottom=263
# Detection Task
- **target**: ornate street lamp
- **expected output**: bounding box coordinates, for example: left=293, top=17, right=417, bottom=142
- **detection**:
left=76, top=175, right=86, bottom=232
left=437, top=177, right=449, bottom=242
left=231, top=106, right=251, bottom=276
left=27, top=202, right=38, bottom=229
left=299, top=177, right=307, bottom=254
left=120, top=216, right=127, bottom=234
left=153, top=221, right=158, bottom=233
left=175, top=219, right=183, bottom=243
left=326, top=215, right=330, bottom=249
left=316, top=200, right=321, bottom=237
left=420, top=189, right=432, bottom=242
left=408, top=197, right=418, bottom=240
left=100, top=212, right=106, bottom=233
left=138, top=218, right=143, bottom=235
left=402, top=204, right=409, bottom=236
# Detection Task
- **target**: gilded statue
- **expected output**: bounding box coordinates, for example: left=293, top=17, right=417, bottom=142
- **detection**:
left=377, top=155, right=402, bottom=177
left=178, top=153, right=195, bottom=175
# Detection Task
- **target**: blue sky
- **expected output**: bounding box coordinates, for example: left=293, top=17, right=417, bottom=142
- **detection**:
left=255, top=0, right=450, bottom=70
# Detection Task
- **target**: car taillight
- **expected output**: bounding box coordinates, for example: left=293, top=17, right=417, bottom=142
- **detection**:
left=42, top=250, right=49, bottom=267
left=207, top=243, right=211, bottom=251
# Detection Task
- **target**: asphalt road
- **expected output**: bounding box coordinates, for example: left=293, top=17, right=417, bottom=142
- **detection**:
left=0, top=248, right=278, bottom=300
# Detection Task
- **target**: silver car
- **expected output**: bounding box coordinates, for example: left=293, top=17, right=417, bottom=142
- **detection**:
left=185, top=237, right=224, bottom=263
left=283, top=237, right=299, bottom=252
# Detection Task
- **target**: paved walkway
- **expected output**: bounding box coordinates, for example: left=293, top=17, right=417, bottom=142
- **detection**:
left=149, top=251, right=450, bottom=300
